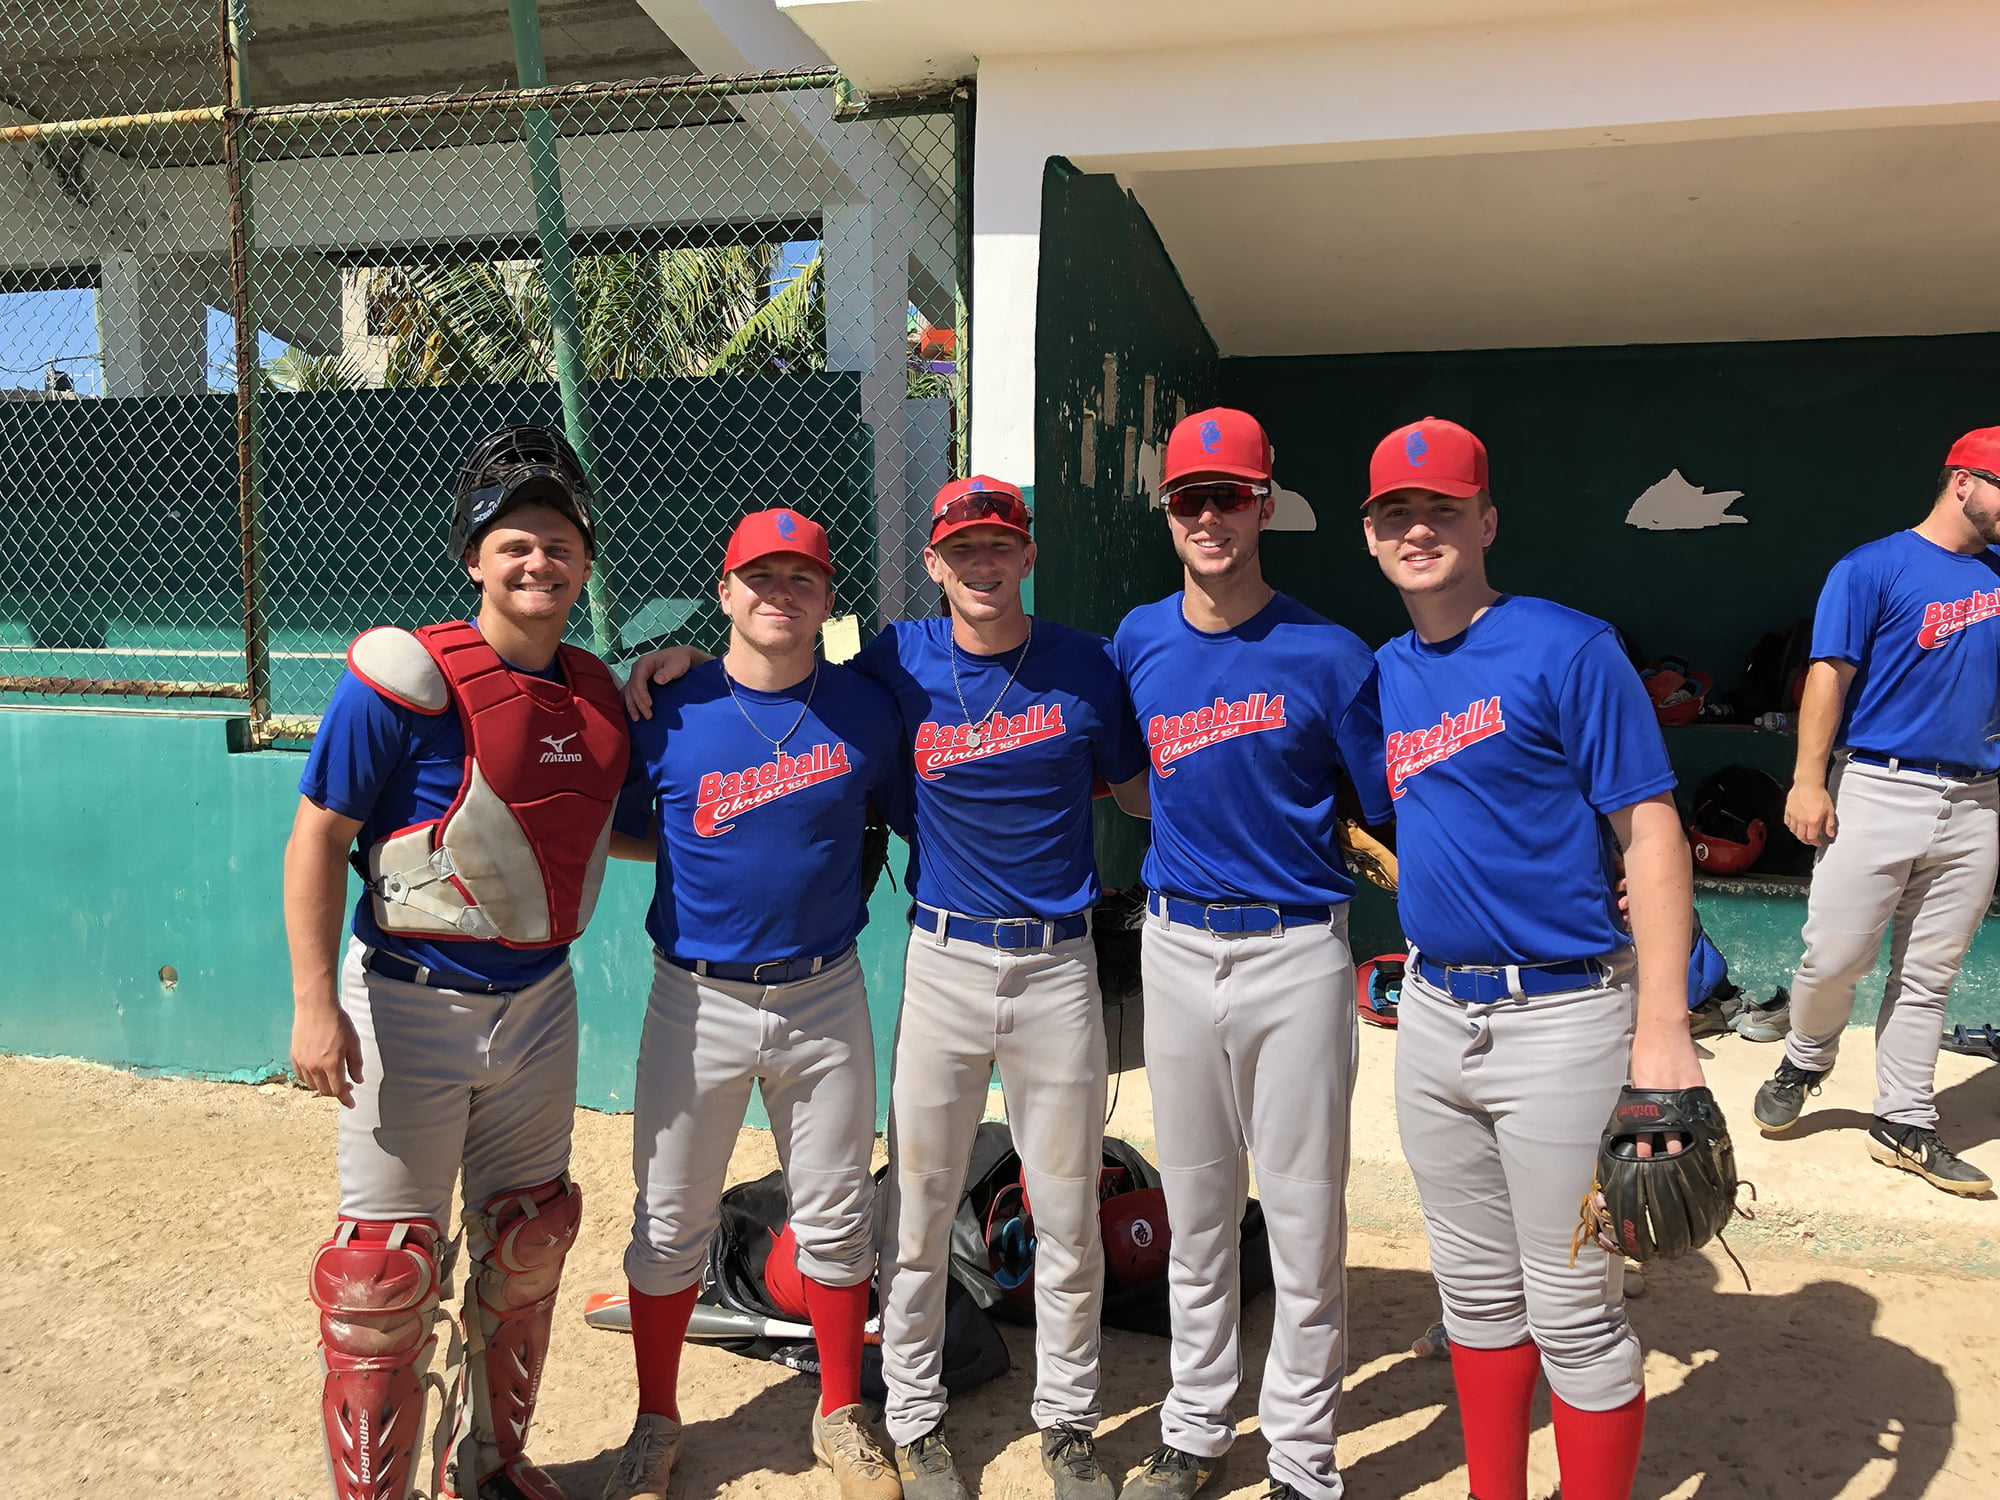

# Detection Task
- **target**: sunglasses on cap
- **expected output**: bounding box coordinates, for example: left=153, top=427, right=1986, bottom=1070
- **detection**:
left=931, top=490, right=1033, bottom=536
left=1164, top=481, right=1270, bottom=520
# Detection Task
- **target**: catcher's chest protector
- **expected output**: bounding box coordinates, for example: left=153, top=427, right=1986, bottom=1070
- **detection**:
left=348, top=620, right=630, bottom=946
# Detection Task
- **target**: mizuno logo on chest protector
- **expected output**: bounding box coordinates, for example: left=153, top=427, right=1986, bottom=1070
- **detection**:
left=1386, top=695, right=1506, bottom=799
left=1147, top=694, right=1286, bottom=775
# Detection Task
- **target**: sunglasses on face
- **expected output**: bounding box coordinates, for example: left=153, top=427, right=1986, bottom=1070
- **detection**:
left=1963, top=468, right=2000, bottom=490
left=931, top=491, right=1033, bottom=537
left=1164, top=482, right=1269, bottom=520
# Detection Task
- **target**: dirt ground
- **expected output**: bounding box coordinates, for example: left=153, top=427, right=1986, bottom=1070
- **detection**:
left=2, top=1051, right=1995, bottom=1500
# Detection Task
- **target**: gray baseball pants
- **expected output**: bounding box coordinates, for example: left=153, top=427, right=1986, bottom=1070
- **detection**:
left=1784, top=755, right=2000, bottom=1126
left=878, top=925, right=1109, bottom=1445
left=625, top=948, right=878, bottom=1296
left=337, top=938, right=578, bottom=1257
left=1140, top=905, right=1355, bottom=1500
left=1395, top=959, right=1643, bottom=1411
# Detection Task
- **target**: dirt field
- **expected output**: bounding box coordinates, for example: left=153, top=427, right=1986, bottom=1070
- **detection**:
left=2, top=1050, right=1995, bottom=1500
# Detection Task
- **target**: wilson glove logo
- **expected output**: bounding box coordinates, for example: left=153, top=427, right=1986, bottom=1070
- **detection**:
left=913, top=704, right=1066, bottom=779
left=695, top=742, right=850, bottom=836
left=1147, top=694, right=1287, bottom=774
left=1917, top=588, right=2000, bottom=649
left=1386, top=696, right=1506, bottom=798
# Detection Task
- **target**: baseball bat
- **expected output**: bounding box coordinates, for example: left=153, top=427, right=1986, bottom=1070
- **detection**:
left=581, top=1292, right=881, bottom=1343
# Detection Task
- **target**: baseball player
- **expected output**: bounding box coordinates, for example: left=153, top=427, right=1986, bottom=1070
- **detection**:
left=1752, top=428, right=2000, bottom=1195
left=1110, top=409, right=1391, bottom=1500
left=1362, top=417, right=1700, bottom=1500
left=286, top=427, right=629, bottom=1500
left=621, top=477, right=1151, bottom=1500
left=601, top=509, right=910, bottom=1500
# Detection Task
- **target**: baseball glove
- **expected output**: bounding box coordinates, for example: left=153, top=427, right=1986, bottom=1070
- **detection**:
left=1575, top=1086, right=1746, bottom=1271
left=1338, top=819, right=1398, bottom=892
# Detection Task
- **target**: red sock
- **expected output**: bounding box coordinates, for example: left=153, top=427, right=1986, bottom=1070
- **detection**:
left=1551, top=1389, right=1647, bottom=1500
left=802, top=1274, right=871, bottom=1416
left=629, top=1283, right=699, bottom=1422
left=1449, top=1339, right=1542, bottom=1500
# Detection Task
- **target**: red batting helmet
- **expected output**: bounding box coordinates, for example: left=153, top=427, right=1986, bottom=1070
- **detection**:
left=762, top=1223, right=811, bottom=1320
left=1355, top=953, right=1406, bottom=1028
left=1100, top=1187, right=1171, bottom=1288
left=1642, top=658, right=1714, bottom=728
left=1688, top=766, right=1781, bottom=875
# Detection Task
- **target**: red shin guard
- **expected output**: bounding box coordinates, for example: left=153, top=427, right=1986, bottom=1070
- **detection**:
left=1448, top=1339, right=1542, bottom=1500
left=802, top=1274, right=871, bottom=1415
left=1551, top=1389, right=1647, bottom=1500
left=630, top=1283, right=700, bottom=1421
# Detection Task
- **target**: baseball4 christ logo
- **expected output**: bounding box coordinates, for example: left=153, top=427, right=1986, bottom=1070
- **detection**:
left=914, top=704, right=1066, bottom=779
left=695, top=742, right=850, bottom=837
left=1148, top=694, right=1287, bottom=775
left=1386, top=696, right=1506, bottom=799
left=1917, top=587, right=2000, bottom=648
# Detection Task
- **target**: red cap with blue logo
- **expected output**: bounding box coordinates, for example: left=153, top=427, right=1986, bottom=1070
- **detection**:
left=1366, top=417, right=1489, bottom=506
left=929, top=475, right=1033, bottom=544
left=1162, top=408, right=1273, bottom=495
left=722, top=507, right=834, bottom=576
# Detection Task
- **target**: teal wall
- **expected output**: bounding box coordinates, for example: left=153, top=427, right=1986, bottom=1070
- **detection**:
left=0, top=709, right=913, bottom=1119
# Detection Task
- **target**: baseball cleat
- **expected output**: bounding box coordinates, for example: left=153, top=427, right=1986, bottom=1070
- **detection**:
left=813, top=1404, right=902, bottom=1500
left=1041, top=1424, right=1116, bottom=1500
left=601, top=1414, right=684, bottom=1500
left=1121, top=1445, right=1223, bottom=1500
left=894, top=1428, right=970, bottom=1500
left=1868, top=1119, right=1993, bottom=1196
left=1752, top=1060, right=1832, bottom=1134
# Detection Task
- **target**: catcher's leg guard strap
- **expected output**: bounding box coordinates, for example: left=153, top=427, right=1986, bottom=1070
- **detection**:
left=312, top=1218, right=446, bottom=1500
left=451, top=1177, right=582, bottom=1498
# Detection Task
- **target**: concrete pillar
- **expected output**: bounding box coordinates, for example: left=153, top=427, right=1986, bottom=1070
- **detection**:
left=97, top=253, right=209, bottom=397
left=824, top=200, right=913, bottom=625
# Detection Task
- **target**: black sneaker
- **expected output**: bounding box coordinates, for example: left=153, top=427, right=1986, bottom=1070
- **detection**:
left=1042, top=1425, right=1116, bottom=1500
left=895, top=1428, right=971, bottom=1500
left=1121, top=1445, right=1223, bottom=1500
left=1262, top=1485, right=1307, bottom=1500
left=1752, top=1059, right=1832, bottom=1134
left=1868, top=1118, right=1993, bottom=1196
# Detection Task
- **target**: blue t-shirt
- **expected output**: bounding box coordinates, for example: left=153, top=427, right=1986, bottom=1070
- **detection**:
left=1111, top=591, right=1389, bottom=906
left=1376, top=594, right=1677, bottom=967
left=299, top=656, right=572, bottom=989
left=614, top=658, right=910, bottom=963
left=852, top=616, right=1147, bottom=920
left=1812, top=529, right=2000, bottom=771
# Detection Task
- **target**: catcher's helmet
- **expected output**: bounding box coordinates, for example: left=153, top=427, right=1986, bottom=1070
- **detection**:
left=1355, top=953, right=1406, bottom=1028
left=449, top=424, right=596, bottom=560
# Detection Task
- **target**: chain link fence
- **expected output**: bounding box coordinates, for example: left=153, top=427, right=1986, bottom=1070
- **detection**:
left=2, top=3, right=969, bottom=742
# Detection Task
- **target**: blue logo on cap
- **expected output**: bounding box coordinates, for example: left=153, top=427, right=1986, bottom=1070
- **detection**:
left=776, top=511, right=798, bottom=539
left=1404, top=430, right=1429, bottom=467
left=1200, top=420, right=1222, bottom=453
left=968, top=477, right=986, bottom=491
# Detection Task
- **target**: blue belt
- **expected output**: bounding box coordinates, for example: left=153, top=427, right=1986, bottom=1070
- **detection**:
left=363, top=947, right=511, bottom=995
left=913, top=905, right=1090, bottom=949
left=1414, top=954, right=1607, bottom=1003
left=1147, top=891, right=1334, bottom=933
left=1848, top=750, right=1994, bottom=782
left=658, top=944, right=853, bottom=986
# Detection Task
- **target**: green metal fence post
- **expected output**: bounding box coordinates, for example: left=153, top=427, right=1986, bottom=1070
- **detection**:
left=507, top=0, right=619, bottom=657
left=221, top=0, right=274, bottom=735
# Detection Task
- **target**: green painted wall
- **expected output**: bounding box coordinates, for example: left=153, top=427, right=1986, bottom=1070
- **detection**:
left=0, top=709, right=914, bottom=1120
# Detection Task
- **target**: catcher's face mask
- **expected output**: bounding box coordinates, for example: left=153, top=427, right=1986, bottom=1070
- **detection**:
left=450, top=426, right=597, bottom=561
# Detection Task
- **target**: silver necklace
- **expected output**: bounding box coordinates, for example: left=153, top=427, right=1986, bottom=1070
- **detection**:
left=950, top=617, right=1033, bottom=748
left=724, top=659, right=819, bottom=752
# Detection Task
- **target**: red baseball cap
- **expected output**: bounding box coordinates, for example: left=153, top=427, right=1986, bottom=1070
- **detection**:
left=1366, top=417, right=1489, bottom=505
left=1162, top=408, right=1272, bottom=494
left=929, top=475, right=1033, bottom=544
left=1945, top=427, right=2000, bottom=473
left=721, top=508, right=833, bottom=576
